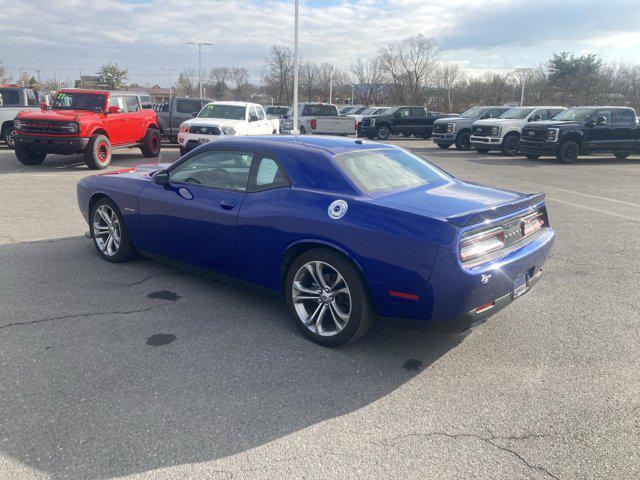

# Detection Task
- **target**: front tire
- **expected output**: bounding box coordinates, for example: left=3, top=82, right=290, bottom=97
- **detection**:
left=437, top=143, right=452, bottom=149
left=140, top=128, right=161, bottom=158
left=90, top=198, right=136, bottom=263
left=476, top=149, right=490, bottom=154
left=556, top=141, right=579, bottom=163
left=299, top=125, right=306, bottom=135
left=455, top=131, right=471, bottom=150
left=285, top=248, right=375, bottom=347
left=3, top=125, right=16, bottom=149
left=376, top=126, right=390, bottom=140
left=526, top=154, right=540, bottom=160
left=501, top=134, right=520, bottom=156
left=614, top=152, right=630, bottom=160
left=15, top=146, right=46, bottom=165
left=84, top=134, right=112, bottom=169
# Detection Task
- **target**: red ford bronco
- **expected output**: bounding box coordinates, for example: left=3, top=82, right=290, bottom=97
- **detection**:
left=13, top=89, right=161, bottom=169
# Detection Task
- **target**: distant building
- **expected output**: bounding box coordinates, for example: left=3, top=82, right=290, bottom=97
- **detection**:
left=75, top=75, right=105, bottom=89
left=127, top=86, right=171, bottom=103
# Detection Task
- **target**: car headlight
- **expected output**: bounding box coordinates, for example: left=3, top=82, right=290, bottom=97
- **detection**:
left=14, top=119, right=24, bottom=130
left=179, top=123, right=189, bottom=132
left=446, top=123, right=454, bottom=133
left=546, top=128, right=559, bottom=142
left=222, top=127, right=236, bottom=135
left=491, top=126, right=501, bottom=136
left=65, top=122, right=79, bottom=134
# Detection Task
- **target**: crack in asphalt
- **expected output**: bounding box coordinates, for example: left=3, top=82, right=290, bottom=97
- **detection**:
left=365, top=430, right=560, bottom=480
left=125, top=271, right=187, bottom=286
left=0, top=302, right=175, bottom=331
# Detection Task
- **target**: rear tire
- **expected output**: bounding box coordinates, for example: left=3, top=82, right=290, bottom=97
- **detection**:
left=526, top=154, right=540, bottom=160
left=614, top=152, right=630, bottom=160
left=299, top=125, right=306, bottom=135
left=15, top=146, right=46, bottom=165
left=476, top=149, right=490, bottom=154
left=285, top=248, right=375, bottom=347
left=501, top=134, right=520, bottom=156
left=556, top=141, right=579, bottom=163
left=140, top=128, right=161, bottom=158
left=376, top=126, right=390, bottom=140
left=455, top=131, right=471, bottom=150
left=84, top=134, right=112, bottom=170
left=437, top=143, right=452, bottom=149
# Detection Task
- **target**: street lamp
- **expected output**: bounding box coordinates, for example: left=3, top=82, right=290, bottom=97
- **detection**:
left=292, top=0, right=300, bottom=134
left=187, top=41, right=213, bottom=98
left=514, top=68, right=533, bottom=107
left=161, top=67, right=177, bottom=104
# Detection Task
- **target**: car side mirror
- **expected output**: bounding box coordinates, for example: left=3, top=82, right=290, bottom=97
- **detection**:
left=482, top=113, right=492, bottom=119
left=596, top=115, right=607, bottom=126
left=40, top=102, right=49, bottom=110
left=107, top=106, right=120, bottom=114
left=153, top=170, right=170, bottom=187
left=249, top=115, right=259, bottom=122
left=530, top=114, right=542, bottom=122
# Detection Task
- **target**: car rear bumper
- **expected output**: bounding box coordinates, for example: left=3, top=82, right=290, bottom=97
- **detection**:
left=519, top=140, right=559, bottom=156
left=15, top=134, right=88, bottom=154
left=358, top=126, right=377, bottom=137
left=470, top=135, right=503, bottom=150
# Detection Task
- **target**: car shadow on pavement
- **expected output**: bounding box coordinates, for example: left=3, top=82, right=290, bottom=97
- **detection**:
left=0, top=236, right=464, bottom=479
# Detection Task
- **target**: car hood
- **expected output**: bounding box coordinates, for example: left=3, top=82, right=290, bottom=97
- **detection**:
left=374, top=179, right=525, bottom=221
left=523, top=120, right=582, bottom=129
left=473, top=118, right=524, bottom=128
left=16, top=109, right=90, bottom=121
left=183, top=117, right=244, bottom=128
left=434, top=116, right=474, bottom=126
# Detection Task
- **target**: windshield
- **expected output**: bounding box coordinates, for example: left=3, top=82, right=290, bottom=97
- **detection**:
left=499, top=107, right=535, bottom=119
left=334, top=148, right=449, bottom=194
left=198, top=104, right=246, bottom=120
left=340, top=106, right=360, bottom=115
left=359, top=107, right=376, bottom=115
left=460, top=107, right=485, bottom=118
left=552, top=108, right=596, bottom=121
left=53, top=92, right=106, bottom=111
left=373, top=108, right=388, bottom=115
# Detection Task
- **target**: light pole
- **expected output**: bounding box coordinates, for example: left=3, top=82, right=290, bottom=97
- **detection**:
left=329, top=67, right=333, bottom=104
left=351, top=84, right=355, bottom=105
left=162, top=67, right=177, bottom=104
left=292, top=0, right=300, bottom=134
left=187, top=42, right=213, bottom=98
left=514, top=68, right=533, bottom=107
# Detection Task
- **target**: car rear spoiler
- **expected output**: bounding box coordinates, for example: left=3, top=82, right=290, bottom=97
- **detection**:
left=446, top=192, right=546, bottom=228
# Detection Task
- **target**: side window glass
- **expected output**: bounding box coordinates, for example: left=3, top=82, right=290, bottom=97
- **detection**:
left=596, top=109, right=613, bottom=124
left=169, top=150, right=253, bottom=192
left=251, top=156, right=290, bottom=191
left=125, top=96, right=140, bottom=112
left=410, top=107, right=425, bottom=117
left=26, top=89, right=38, bottom=106
left=177, top=99, right=198, bottom=114
left=249, top=106, right=259, bottom=120
left=257, top=106, right=266, bottom=120
left=615, top=109, right=635, bottom=124
left=140, top=96, right=152, bottom=110
left=108, top=96, right=125, bottom=111
left=399, top=108, right=411, bottom=118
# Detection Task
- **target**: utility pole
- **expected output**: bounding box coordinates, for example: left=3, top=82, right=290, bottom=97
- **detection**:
left=514, top=68, right=533, bottom=107
left=162, top=67, right=177, bottom=104
left=351, top=84, right=355, bottom=105
left=292, top=0, right=300, bottom=134
left=187, top=42, right=213, bottom=98
left=329, top=67, right=333, bottom=104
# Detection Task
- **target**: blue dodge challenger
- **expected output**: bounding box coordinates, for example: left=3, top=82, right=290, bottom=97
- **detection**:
left=77, top=136, right=554, bottom=346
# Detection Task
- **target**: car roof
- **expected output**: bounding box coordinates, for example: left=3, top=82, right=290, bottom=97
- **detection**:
left=196, top=135, right=396, bottom=156
left=207, top=101, right=258, bottom=107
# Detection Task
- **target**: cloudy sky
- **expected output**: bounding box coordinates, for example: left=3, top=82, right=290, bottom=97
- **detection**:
left=1, top=0, right=639, bottom=86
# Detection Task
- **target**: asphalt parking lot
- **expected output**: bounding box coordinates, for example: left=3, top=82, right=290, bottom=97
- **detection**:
left=0, top=140, right=639, bottom=480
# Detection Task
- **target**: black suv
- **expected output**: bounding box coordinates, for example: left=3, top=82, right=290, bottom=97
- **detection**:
left=358, top=106, right=451, bottom=140
left=520, top=107, right=639, bottom=163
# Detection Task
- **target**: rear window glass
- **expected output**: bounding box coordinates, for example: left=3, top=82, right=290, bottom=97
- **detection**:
left=302, top=104, right=338, bottom=116
left=176, top=99, right=203, bottom=114
left=334, top=148, right=448, bottom=194
left=0, top=89, right=20, bottom=106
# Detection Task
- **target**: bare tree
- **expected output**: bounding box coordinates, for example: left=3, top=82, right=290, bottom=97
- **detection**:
left=351, top=57, right=385, bottom=105
left=0, top=61, right=9, bottom=84
left=436, top=62, right=464, bottom=112
left=261, top=45, right=294, bottom=105
left=209, top=67, right=231, bottom=99
left=176, top=70, right=196, bottom=97
left=230, top=67, right=250, bottom=100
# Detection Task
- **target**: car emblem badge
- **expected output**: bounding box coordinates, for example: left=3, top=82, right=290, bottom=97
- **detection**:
left=528, top=131, right=535, bottom=136
left=328, top=200, right=348, bottom=219
left=200, top=127, right=207, bottom=133
left=481, top=273, right=491, bottom=284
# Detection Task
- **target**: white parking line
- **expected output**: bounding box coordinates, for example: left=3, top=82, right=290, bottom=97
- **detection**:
left=546, top=197, right=640, bottom=222
left=523, top=182, right=640, bottom=208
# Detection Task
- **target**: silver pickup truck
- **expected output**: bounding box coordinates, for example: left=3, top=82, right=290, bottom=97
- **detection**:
left=281, top=103, right=356, bottom=136
left=0, top=87, right=44, bottom=148
left=431, top=106, right=512, bottom=151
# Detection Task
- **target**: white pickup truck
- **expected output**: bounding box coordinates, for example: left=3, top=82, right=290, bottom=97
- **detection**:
left=281, top=103, right=356, bottom=136
left=470, top=106, right=566, bottom=156
left=0, top=86, right=43, bottom=148
left=177, top=101, right=279, bottom=154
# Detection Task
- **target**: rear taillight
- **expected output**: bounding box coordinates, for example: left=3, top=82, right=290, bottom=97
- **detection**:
left=522, top=212, right=544, bottom=236
left=459, top=227, right=505, bottom=263
left=310, top=119, right=317, bottom=130
left=355, top=120, right=358, bottom=130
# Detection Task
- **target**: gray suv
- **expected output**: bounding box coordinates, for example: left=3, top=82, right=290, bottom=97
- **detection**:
left=432, top=106, right=511, bottom=150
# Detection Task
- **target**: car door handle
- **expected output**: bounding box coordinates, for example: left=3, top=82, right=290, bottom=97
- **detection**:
left=220, top=200, right=236, bottom=210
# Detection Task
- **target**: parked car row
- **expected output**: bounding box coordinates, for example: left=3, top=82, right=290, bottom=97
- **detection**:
left=431, top=104, right=640, bottom=163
